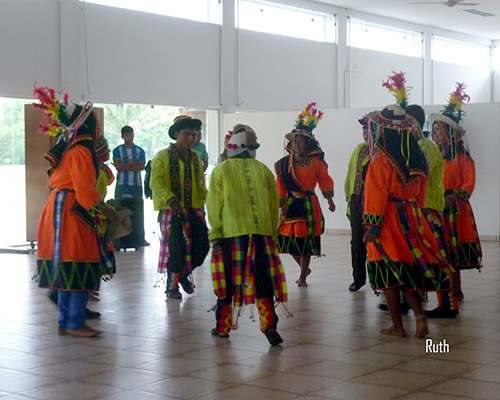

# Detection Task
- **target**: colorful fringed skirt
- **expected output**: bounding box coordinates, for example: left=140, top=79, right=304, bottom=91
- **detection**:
left=277, top=193, right=324, bottom=257
left=367, top=200, right=451, bottom=292
left=442, top=198, right=482, bottom=270
left=36, top=190, right=111, bottom=291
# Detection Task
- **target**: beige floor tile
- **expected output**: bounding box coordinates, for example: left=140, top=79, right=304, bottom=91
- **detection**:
left=314, top=381, right=410, bottom=399
left=351, top=368, right=446, bottom=390
left=196, top=384, right=297, bottom=400
left=248, top=371, right=341, bottom=395
left=461, top=365, right=500, bottom=383
left=426, top=378, right=500, bottom=399
left=137, top=376, right=233, bottom=399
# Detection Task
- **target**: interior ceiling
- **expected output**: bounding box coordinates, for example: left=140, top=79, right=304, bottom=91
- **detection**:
left=314, top=0, right=500, bottom=41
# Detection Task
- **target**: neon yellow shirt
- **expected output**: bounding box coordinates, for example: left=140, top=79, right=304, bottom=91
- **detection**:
left=206, top=158, right=279, bottom=241
left=150, top=146, right=207, bottom=211
left=344, top=142, right=370, bottom=202
left=419, top=137, right=445, bottom=211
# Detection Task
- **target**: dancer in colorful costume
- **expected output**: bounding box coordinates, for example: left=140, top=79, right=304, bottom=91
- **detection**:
left=405, top=104, right=459, bottom=318
left=207, top=124, right=288, bottom=345
left=363, top=101, right=451, bottom=338
left=275, top=103, right=336, bottom=287
left=34, top=86, right=119, bottom=337
left=150, top=115, right=209, bottom=299
left=430, top=83, right=482, bottom=302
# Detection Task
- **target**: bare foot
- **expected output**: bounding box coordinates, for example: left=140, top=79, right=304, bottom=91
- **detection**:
left=415, top=318, right=429, bottom=338
left=380, top=326, right=406, bottom=337
left=296, top=267, right=311, bottom=283
left=297, top=279, right=308, bottom=287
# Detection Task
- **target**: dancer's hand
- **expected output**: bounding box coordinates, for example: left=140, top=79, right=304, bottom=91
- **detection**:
left=364, top=231, right=378, bottom=243
left=328, top=198, right=336, bottom=212
left=170, top=200, right=182, bottom=216
left=212, top=244, right=223, bottom=255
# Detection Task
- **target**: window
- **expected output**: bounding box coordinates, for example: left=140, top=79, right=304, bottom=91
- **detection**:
left=80, top=0, right=221, bottom=25
left=348, top=19, right=423, bottom=58
left=432, top=36, right=490, bottom=68
left=237, top=0, right=336, bottom=43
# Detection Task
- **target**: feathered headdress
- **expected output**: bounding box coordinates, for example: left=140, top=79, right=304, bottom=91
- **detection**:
left=285, top=102, right=325, bottom=159
left=295, top=102, right=324, bottom=131
left=441, top=82, right=470, bottom=124
left=32, top=85, right=71, bottom=139
left=382, top=71, right=412, bottom=110
left=32, top=84, right=94, bottom=142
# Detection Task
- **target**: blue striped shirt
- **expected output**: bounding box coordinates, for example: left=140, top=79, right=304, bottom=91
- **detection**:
left=112, top=144, right=146, bottom=186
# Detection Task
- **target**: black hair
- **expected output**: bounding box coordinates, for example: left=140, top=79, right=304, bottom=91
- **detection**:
left=121, top=125, right=134, bottom=135
left=406, top=104, right=426, bottom=128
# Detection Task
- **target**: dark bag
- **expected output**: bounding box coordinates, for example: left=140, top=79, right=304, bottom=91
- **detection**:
left=144, top=160, right=152, bottom=199
left=166, top=210, right=209, bottom=273
left=189, top=210, right=210, bottom=268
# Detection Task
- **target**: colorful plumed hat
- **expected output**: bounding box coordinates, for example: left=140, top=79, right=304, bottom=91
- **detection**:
left=224, top=124, right=260, bottom=159
left=429, top=82, right=471, bottom=159
left=32, top=84, right=94, bottom=142
left=285, top=102, right=325, bottom=158
left=382, top=71, right=412, bottom=111
left=430, top=82, right=470, bottom=130
left=285, top=102, right=324, bottom=140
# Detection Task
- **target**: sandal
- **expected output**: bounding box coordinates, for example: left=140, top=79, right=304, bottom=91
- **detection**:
left=211, top=328, right=229, bottom=338
left=166, top=289, right=182, bottom=300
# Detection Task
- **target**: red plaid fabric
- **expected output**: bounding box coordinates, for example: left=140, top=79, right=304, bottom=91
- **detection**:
left=157, top=208, right=206, bottom=275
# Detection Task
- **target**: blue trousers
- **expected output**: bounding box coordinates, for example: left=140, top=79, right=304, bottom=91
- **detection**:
left=58, top=291, right=89, bottom=329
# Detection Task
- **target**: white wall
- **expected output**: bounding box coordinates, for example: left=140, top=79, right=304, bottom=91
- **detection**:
left=349, top=49, right=424, bottom=109
left=237, top=31, right=338, bottom=111
left=224, top=102, right=500, bottom=239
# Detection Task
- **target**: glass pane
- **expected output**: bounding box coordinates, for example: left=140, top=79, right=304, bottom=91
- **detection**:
left=80, top=0, right=221, bottom=25
left=432, top=35, right=490, bottom=68
left=238, top=0, right=336, bottom=43
left=349, top=18, right=423, bottom=58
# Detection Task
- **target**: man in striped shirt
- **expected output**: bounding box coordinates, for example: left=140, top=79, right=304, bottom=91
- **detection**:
left=112, top=125, right=146, bottom=198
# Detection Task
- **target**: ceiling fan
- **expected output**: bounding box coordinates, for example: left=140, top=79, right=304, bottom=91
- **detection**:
left=409, top=0, right=479, bottom=7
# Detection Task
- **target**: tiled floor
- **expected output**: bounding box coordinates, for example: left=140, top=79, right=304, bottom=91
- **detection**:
left=1, top=233, right=500, bottom=400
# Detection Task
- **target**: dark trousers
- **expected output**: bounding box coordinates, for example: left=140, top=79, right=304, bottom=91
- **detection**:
left=349, top=194, right=367, bottom=285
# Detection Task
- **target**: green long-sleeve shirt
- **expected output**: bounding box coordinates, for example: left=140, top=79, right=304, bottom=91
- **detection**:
left=206, top=158, right=279, bottom=241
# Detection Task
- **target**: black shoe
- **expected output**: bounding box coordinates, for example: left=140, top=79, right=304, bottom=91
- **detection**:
left=264, top=328, right=283, bottom=346
left=349, top=282, right=365, bottom=292
left=424, top=307, right=459, bottom=318
left=211, top=328, right=229, bottom=338
left=378, top=302, right=410, bottom=316
left=179, top=276, right=194, bottom=294
left=85, top=308, right=101, bottom=319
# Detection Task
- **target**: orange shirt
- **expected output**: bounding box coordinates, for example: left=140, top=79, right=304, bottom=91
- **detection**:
left=443, top=153, right=475, bottom=197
